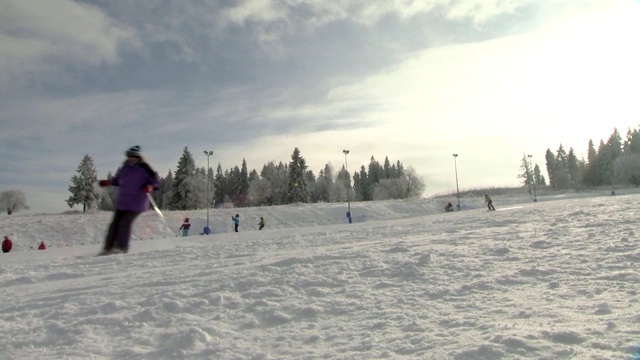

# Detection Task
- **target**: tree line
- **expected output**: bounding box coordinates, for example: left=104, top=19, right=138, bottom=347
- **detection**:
left=66, top=147, right=426, bottom=212
left=518, top=127, right=639, bottom=191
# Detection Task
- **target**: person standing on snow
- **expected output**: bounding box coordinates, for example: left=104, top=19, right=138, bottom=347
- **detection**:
left=98, top=145, right=159, bottom=255
left=37, top=241, right=46, bottom=250
left=2, top=236, right=12, bottom=253
left=484, top=193, right=496, bottom=211
left=232, top=214, right=240, bottom=232
left=258, top=217, right=265, bottom=230
left=179, top=218, right=191, bottom=237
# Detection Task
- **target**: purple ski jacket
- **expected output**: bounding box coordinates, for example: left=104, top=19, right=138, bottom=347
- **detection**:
left=111, top=161, right=160, bottom=212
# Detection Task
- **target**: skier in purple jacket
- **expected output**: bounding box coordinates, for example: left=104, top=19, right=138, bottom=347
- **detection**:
left=98, top=145, right=159, bottom=255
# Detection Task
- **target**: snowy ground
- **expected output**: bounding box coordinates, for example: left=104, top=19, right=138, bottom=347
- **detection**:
left=1, top=190, right=640, bottom=359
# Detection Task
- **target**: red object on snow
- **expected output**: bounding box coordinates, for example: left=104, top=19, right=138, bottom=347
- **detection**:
left=37, top=241, right=46, bottom=250
left=2, top=236, right=12, bottom=253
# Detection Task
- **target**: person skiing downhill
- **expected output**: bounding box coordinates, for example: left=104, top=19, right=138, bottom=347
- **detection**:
left=258, top=217, right=265, bottom=230
left=484, top=193, right=496, bottom=211
left=232, top=214, right=240, bottom=232
left=179, top=218, right=191, bottom=237
left=98, top=146, right=159, bottom=255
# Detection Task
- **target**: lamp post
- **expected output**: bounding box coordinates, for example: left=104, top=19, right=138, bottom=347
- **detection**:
left=527, top=154, right=538, bottom=202
left=453, top=154, right=461, bottom=210
left=204, top=150, right=213, bottom=234
left=343, top=149, right=352, bottom=223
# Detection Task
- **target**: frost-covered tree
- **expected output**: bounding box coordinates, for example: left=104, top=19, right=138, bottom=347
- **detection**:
left=372, top=178, right=408, bottom=200
left=404, top=166, right=425, bottom=198
left=0, top=189, right=30, bottom=215
left=170, top=147, right=199, bottom=210
left=97, top=172, right=117, bottom=211
left=261, top=161, right=288, bottom=205
left=286, top=147, right=309, bottom=203
left=66, top=154, right=99, bottom=212
left=248, top=177, right=273, bottom=206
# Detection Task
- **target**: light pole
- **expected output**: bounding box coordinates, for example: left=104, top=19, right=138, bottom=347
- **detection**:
left=453, top=154, right=462, bottom=210
left=343, top=149, right=352, bottom=223
left=527, top=154, right=538, bottom=202
left=453, top=154, right=461, bottom=210
left=204, top=150, right=213, bottom=234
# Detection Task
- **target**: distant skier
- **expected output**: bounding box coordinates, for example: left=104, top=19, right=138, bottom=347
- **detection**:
left=2, top=236, right=12, bottom=253
left=179, top=218, right=191, bottom=237
left=445, top=202, right=454, bottom=212
left=98, top=145, right=159, bottom=255
left=484, top=193, right=496, bottom=211
left=232, top=214, right=240, bottom=232
left=37, top=241, right=46, bottom=250
left=258, top=217, right=265, bottom=230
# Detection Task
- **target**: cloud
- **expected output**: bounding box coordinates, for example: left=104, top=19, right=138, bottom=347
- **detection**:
left=0, top=0, right=137, bottom=90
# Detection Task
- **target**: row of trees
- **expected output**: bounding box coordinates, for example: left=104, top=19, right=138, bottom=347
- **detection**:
left=519, top=127, right=640, bottom=191
left=66, top=147, right=426, bottom=212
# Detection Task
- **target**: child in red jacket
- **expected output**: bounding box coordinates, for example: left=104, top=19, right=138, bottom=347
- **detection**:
left=2, top=236, right=12, bottom=253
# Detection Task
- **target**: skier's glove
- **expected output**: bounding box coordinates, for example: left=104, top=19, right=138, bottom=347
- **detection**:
left=98, top=180, right=112, bottom=187
left=142, top=185, right=153, bottom=193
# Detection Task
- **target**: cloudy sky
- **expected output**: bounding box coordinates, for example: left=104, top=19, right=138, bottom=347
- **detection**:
left=1, top=0, right=639, bottom=213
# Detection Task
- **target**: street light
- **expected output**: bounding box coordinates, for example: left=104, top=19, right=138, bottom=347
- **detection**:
left=204, top=150, right=213, bottom=234
left=527, top=154, right=538, bottom=202
left=343, top=149, right=352, bottom=223
left=453, top=154, right=461, bottom=210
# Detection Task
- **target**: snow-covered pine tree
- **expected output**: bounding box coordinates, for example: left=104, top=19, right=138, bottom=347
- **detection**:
left=286, top=147, right=309, bottom=204
left=66, top=154, right=99, bottom=212
left=170, top=147, right=199, bottom=210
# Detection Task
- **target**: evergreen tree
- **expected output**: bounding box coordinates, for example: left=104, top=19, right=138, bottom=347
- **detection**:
left=286, top=147, right=309, bottom=203
left=368, top=156, right=381, bottom=186
left=237, top=159, right=250, bottom=206
left=583, top=139, right=600, bottom=186
left=66, top=154, right=99, bottom=212
left=566, top=148, right=581, bottom=189
left=518, top=154, right=533, bottom=189
left=544, top=149, right=556, bottom=189
left=214, top=163, right=225, bottom=207
left=170, top=146, right=199, bottom=210
left=624, top=128, right=640, bottom=154
left=553, top=145, right=571, bottom=189
left=353, top=172, right=363, bottom=201
left=383, top=157, right=392, bottom=179
left=533, top=164, right=546, bottom=187
left=358, top=165, right=371, bottom=201
left=156, top=171, right=173, bottom=210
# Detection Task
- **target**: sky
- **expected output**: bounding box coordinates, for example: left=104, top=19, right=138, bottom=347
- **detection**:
left=1, top=190, right=640, bottom=358
left=1, top=0, right=640, bottom=213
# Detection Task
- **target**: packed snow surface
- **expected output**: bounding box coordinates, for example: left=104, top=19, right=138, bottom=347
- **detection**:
left=1, top=191, right=639, bottom=359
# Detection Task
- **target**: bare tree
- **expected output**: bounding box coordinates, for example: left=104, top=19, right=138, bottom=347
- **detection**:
left=0, top=189, right=30, bottom=215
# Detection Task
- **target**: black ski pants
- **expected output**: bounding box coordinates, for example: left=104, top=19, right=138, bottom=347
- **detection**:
left=104, top=210, right=140, bottom=252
